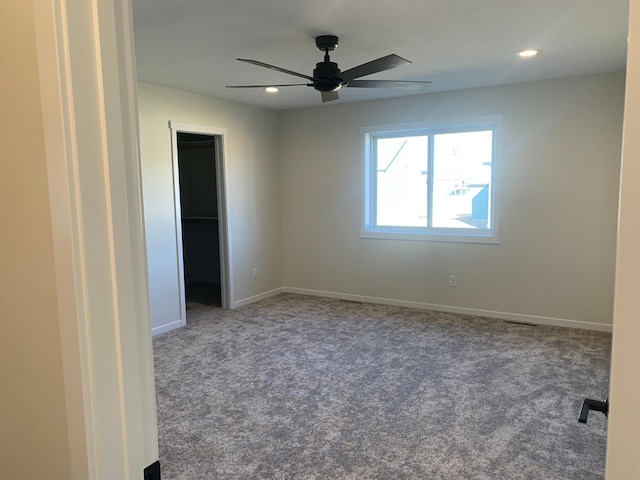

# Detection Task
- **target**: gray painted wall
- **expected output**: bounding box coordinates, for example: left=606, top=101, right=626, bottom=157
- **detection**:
left=280, top=72, right=624, bottom=328
left=138, top=83, right=283, bottom=333
left=139, top=72, right=624, bottom=332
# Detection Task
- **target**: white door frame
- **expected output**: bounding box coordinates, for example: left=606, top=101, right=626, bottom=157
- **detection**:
left=605, top=2, right=640, bottom=477
left=33, top=0, right=158, bottom=477
left=169, top=121, right=233, bottom=324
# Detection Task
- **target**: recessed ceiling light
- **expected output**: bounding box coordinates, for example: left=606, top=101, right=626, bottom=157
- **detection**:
left=518, top=49, right=540, bottom=58
left=265, top=86, right=279, bottom=93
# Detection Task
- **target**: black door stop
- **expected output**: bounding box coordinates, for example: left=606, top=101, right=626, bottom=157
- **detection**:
left=579, top=397, right=609, bottom=423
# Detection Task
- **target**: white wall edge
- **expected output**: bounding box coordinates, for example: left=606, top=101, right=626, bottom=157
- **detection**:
left=152, top=320, right=183, bottom=336
left=232, top=287, right=285, bottom=309
left=282, top=287, right=613, bottom=332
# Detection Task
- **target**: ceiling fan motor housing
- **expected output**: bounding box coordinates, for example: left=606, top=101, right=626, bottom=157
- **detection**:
left=313, top=61, right=343, bottom=92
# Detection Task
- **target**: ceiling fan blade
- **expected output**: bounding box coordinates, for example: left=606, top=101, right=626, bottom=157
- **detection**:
left=340, top=54, right=411, bottom=82
left=237, top=59, right=314, bottom=81
left=321, top=90, right=340, bottom=103
left=346, top=80, right=432, bottom=90
left=226, top=84, right=308, bottom=88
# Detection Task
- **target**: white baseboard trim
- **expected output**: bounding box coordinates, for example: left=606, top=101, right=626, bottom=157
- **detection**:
left=152, top=319, right=184, bottom=336
left=232, top=287, right=285, bottom=309
left=282, top=287, right=613, bottom=333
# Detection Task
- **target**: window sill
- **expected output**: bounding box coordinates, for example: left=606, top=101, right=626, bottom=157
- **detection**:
left=360, top=229, right=500, bottom=244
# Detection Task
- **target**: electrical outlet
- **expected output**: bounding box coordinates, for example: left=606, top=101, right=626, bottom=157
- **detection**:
left=449, top=275, right=457, bottom=287
left=252, top=267, right=258, bottom=279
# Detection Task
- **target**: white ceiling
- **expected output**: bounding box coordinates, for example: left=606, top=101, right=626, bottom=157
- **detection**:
left=132, top=0, right=628, bottom=111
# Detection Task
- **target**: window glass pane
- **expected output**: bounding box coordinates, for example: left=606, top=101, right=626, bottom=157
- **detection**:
left=432, top=130, right=493, bottom=229
left=375, top=135, right=428, bottom=227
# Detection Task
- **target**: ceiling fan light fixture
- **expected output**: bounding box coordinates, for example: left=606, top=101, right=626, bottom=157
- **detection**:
left=518, top=48, right=541, bottom=58
left=228, top=36, right=432, bottom=103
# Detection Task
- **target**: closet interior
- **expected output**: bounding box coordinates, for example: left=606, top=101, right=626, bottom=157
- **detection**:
left=177, top=132, right=221, bottom=308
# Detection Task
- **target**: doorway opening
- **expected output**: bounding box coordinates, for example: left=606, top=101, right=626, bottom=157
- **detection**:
left=178, top=132, right=221, bottom=307
left=170, top=122, right=232, bottom=324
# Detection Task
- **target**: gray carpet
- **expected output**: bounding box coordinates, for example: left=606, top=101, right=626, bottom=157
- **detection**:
left=153, top=294, right=611, bottom=479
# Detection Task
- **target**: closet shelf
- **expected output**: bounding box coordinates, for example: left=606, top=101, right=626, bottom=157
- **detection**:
left=182, top=216, right=218, bottom=221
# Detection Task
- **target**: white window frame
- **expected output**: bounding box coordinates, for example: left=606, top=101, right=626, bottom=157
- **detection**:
left=361, top=115, right=502, bottom=244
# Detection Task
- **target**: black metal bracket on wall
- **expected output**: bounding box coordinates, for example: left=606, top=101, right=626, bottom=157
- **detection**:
left=579, top=397, right=609, bottom=423
left=144, top=460, right=161, bottom=480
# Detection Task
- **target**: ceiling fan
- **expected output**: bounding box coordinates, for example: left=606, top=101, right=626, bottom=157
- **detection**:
left=227, top=35, right=432, bottom=103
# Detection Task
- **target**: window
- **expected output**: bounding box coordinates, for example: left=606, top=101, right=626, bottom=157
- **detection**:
left=362, top=116, right=501, bottom=243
